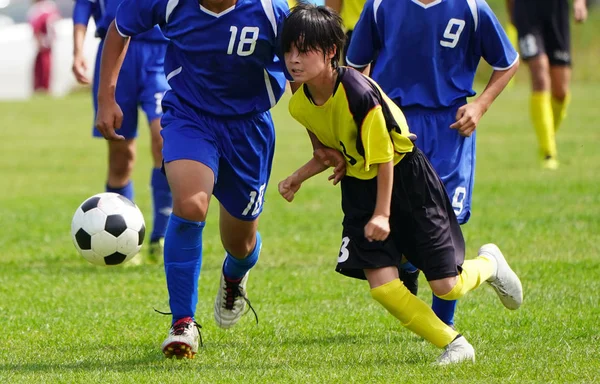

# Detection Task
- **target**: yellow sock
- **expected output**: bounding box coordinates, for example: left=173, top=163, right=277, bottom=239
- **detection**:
left=531, top=91, right=557, bottom=159
left=370, top=279, right=458, bottom=348
left=436, top=257, right=495, bottom=301
left=551, top=93, right=571, bottom=132
left=505, top=23, right=518, bottom=88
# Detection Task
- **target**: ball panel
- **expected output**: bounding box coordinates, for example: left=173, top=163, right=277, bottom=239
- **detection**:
left=116, top=228, right=141, bottom=256
left=138, top=223, right=146, bottom=246
left=91, top=231, right=118, bottom=257
left=80, top=196, right=101, bottom=213
left=97, top=194, right=126, bottom=216
left=104, top=252, right=128, bottom=265
left=75, top=228, right=92, bottom=250
left=105, top=214, right=128, bottom=237
left=79, top=249, right=104, bottom=266
left=71, top=208, right=84, bottom=236
left=117, top=195, right=136, bottom=208
left=123, top=205, right=145, bottom=229
left=82, top=208, right=107, bottom=235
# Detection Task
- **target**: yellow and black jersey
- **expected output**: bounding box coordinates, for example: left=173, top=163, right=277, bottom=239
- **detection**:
left=340, top=0, right=366, bottom=31
left=289, top=67, right=414, bottom=180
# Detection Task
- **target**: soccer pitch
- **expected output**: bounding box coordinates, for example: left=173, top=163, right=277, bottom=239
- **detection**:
left=0, top=83, right=598, bottom=383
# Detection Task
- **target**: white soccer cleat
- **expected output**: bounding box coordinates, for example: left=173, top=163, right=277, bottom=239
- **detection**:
left=479, top=243, right=523, bottom=310
left=437, top=336, right=475, bottom=365
left=214, top=272, right=255, bottom=329
left=161, top=317, right=201, bottom=359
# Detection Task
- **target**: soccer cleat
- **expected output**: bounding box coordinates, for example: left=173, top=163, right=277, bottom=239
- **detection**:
left=161, top=317, right=201, bottom=359
left=147, top=238, right=164, bottom=264
left=214, top=272, right=257, bottom=329
left=542, top=156, right=559, bottom=170
left=479, top=243, right=523, bottom=310
left=436, top=335, right=475, bottom=365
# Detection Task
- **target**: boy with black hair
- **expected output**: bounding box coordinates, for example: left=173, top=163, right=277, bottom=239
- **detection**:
left=278, top=3, right=523, bottom=365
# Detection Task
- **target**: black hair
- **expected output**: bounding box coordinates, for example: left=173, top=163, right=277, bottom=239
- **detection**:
left=281, top=2, right=346, bottom=68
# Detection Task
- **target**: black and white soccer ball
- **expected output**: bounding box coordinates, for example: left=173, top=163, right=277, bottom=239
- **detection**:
left=71, top=192, right=146, bottom=266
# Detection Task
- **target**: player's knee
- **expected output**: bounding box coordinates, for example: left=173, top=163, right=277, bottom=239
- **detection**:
left=429, top=277, right=457, bottom=297
left=173, top=193, right=209, bottom=222
left=551, top=87, right=569, bottom=102
left=223, top=235, right=255, bottom=259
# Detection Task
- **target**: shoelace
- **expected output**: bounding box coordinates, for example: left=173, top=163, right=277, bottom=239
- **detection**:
left=154, top=309, right=204, bottom=347
left=222, top=280, right=259, bottom=325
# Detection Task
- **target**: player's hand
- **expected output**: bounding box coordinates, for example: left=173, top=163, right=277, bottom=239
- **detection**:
left=95, top=100, right=125, bottom=141
left=450, top=102, right=485, bottom=137
left=72, top=54, right=90, bottom=84
left=314, top=147, right=346, bottom=185
left=278, top=175, right=302, bottom=202
left=364, top=214, right=390, bottom=242
left=574, top=1, right=587, bottom=23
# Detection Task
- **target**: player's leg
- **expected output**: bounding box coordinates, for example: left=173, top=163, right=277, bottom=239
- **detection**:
left=212, top=111, right=275, bottom=329
left=215, top=207, right=261, bottom=328
left=549, top=66, right=571, bottom=132
left=158, top=97, right=221, bottom=358
left=546, top=1, right=572, bottom=133
left=147, top=117, right=171, bottom=261
left=139, top=41, right=172, bottom=262
left=161, top=158, right=213, bottom=359
left=401, top=150, right=522, bottom=309
left=514, top=1, right=557, bottom=169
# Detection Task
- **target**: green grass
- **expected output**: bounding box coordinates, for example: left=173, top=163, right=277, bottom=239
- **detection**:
left=1, top=82, right=599, bottom=383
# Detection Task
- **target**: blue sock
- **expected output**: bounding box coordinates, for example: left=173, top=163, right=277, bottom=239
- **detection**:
left=150, top=168, right=172, bottom=242
left=106, top=181, right=134, bottom=202
left=222, top=232, right=262, bottom=280
left=164, top=214, right=205, bottom=324
left=400, top=261, right=418, bottom=273
left=432, top=295, right=457, bottom=326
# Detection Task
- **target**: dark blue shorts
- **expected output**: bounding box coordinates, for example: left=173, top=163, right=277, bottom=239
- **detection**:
left=92, top=39, right=169, bottom=139
left=160, top=93, right=275, bottom=221
left=402, top=103, right=475, bottom=224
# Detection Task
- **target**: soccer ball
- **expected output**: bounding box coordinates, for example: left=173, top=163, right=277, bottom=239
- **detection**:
left=71, top=192, right=146, bottom=266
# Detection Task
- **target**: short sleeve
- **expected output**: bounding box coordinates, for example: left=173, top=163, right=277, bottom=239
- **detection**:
left=114, top=0, right=168, bottom=37
left=345, top=0, right=381, bottom=68
left=72, top=0, right=92, bottom=26
left=361, top=107, right=395, bottom=172
left=477, top=0, right=519, bottom=70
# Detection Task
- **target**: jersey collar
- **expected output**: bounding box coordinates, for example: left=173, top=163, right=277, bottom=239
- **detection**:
left=411, top=0, right=443, bottom=9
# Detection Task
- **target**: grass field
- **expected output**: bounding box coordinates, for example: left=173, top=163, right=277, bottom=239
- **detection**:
left=1, top=81, right=599, bottom=383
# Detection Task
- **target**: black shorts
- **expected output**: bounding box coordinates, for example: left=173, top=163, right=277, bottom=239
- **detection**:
left=514, top=0, right=571, bottom=65
left=335, top=148, right=465, bottom=281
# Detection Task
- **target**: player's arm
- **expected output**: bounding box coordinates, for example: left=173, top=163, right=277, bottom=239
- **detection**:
left=573, top=0, right=587, bottom=23
left=278, top=157, right=329, bottom=202
left=451, top=0, right=520, bottom=137
left=345, top=0, right=380, bottom=72
left=72, top=0, right=93, bottom=84
left=307, top=129, right=346, bottom=184
left=450, top=63, right=519, bottom=137
left=364, top=159, right=393, bottom=242
left=96, top=0, right=167, bottom=140
left=95, top=21, right=130, bottom=141
left=361, top=106, right=394, bottom=242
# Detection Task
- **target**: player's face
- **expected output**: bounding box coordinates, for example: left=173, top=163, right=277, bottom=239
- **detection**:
left=285, top=44, right=333, bottom=83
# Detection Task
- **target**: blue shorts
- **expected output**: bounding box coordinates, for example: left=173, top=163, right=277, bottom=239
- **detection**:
left=92, top=39, right=169, bottom=139
left=402, top=103, right=476, bottom=224
left=160, top=93, right=275, bottom=221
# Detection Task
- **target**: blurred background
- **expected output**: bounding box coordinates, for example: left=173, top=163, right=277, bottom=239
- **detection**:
left=0, top=0, right=598, bottom=100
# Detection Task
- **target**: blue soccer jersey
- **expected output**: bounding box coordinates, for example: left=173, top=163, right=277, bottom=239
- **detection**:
left=346, top=0, right=518, bottom=109
left=92, top=0, right=166, bottom=42
left=115, top=0, right=289, bottom=117
left=73, top=0, right=102, bottom=27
